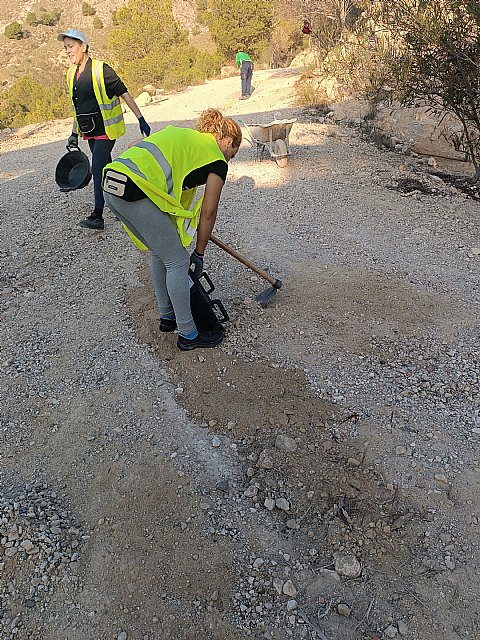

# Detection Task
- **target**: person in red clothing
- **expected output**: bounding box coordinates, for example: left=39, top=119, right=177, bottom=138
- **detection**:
left=302, top=19, right=312, bottom=35
left=58, top=29, right=151, bottom=229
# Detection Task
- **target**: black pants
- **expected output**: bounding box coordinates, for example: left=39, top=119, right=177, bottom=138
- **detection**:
left=88, top=138, right=116, bottom=212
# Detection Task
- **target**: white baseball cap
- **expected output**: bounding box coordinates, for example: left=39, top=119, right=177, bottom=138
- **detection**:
left=57, top=29, right=88, bottom=46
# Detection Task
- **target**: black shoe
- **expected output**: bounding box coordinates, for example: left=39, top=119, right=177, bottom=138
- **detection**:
left=78, top=216, right=104, bottom=230
left=159, top=317, right=177, bottom=332
left=177, top=329, right=224, bottom=351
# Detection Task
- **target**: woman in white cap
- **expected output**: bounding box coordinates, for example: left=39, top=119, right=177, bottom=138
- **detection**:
left=58, top=29, right=151, bottom=229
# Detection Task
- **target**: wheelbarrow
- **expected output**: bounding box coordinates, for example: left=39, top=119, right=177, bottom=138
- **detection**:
left=238, top=117, right=296, bottom=168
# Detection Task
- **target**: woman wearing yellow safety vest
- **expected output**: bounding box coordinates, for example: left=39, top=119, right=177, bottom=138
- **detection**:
left=102, top=109, right=242, bottom=351
left=58, top=29, right=151, bottom=230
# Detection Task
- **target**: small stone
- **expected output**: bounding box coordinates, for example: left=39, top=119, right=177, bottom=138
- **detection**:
left=275, top=497, right=290, bottom=512
left=444, top=556, right=455, bottom=570
left=216, top=479, right=230, bottom=493
left=253, top=558, right=264, bottom=569
left=244, top=485, right=258, bottom=498
left=282, top=580, right=297, bottom=596
left=208, top=419, right=218, bottom=427
left=347, top=457, right=361, bottom=467
left=384, top=625, right=398, bottom=638
left=257, top=450, right=274, bottom=469
left=211, top=436, right=221, bottom=448
left=273, top=578, right=284, bottom=595
left=286, top=599, right=297, bottom=612
left=337, top=603, right=351, bottom=617
left=275, top=435, right=297, bottom=452
left=118, top=632, right=128, bottom=640
left=395, top=446, right=407, bottom=455
left=264, top=497, right=275, bottom=511
left=434, top=474, right=449, bottom=486
left=397, top=620, right=408, bottom=636
left=334, top=552, right=362, bottom=578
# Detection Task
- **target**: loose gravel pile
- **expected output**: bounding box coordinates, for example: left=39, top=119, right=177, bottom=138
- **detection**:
left=0, top=483, right=83, bottom=638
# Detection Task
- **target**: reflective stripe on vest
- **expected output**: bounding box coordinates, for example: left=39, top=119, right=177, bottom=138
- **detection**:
left=67, top=59, right=126, bottom=139
left=103, top=126, right=227, bottom=248
left=131, top=140, right=175, bottom=197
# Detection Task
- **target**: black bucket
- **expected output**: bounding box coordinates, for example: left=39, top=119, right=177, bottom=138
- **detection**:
left=55, top=146, right=92, bottom=192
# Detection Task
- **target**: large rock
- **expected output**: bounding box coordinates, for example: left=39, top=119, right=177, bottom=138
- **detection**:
left=290, top=49, right=319, bottom=67
left=330, top=98, right=371, bottom=122
left=142, top=84, right=156, bottom=96
left=221, top=65, right=237, bottom=79
left=135, top=92, right=152, bottom=107
left=317, top=76, right=349, bottom=101
left=373, top=103, right=466, bottom=159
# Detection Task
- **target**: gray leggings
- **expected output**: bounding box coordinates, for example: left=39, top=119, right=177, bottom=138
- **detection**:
left=104, top=193, right=196, bottom=336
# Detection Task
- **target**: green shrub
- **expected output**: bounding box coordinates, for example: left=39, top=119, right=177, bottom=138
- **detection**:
left=93, top=16, right=104, bottom=29
left=0, top=76, right=71, bottom=129
left=295, top=79, right=322, bottom=106
left=371, top=0, right=480, bottom=182
left=26, top=12, right=37, bottom=26
left=5, top=22, right=23, bottom=39
left=109, top=0, right=225, bottom=93
left=206, top=0, right=274, bottom=58
left=37, top=9, right=62, bottom=26
left=82, top=2, right=96, bottom=16
left=195, top=0, right=208, bottom=25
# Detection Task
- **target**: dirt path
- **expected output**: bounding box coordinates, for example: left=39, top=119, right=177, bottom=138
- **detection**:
left=1, top=68, right=479, bottom=640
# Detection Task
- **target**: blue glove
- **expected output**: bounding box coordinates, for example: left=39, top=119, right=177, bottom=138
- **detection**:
left=190, top=250, right=204, bottom=278
left=138, top=116, right=151, bottom=137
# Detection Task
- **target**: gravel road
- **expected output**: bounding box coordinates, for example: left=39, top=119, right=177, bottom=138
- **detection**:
left=1, top=67, right=479, bottom=640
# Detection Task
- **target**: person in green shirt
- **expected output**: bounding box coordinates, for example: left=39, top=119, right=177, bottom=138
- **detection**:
left=235, top=51, right=254, bottom=99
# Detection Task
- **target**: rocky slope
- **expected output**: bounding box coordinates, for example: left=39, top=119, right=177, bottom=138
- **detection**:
left=0, top=0, right=198, bottom=87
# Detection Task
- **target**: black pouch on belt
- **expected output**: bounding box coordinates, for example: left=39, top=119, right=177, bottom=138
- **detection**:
left=76, top=112, right=102, bottom=134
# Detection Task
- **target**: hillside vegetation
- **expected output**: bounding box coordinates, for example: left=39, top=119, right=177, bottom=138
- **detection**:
left=0, top=0, right=304, bottom=129
left=2, top=0, right=479, bottom=181
left=0, top=0, right=198, bottom=88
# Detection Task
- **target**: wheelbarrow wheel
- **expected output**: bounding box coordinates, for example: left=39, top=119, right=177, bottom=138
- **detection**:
left=274, top=139, right=288, bottom=168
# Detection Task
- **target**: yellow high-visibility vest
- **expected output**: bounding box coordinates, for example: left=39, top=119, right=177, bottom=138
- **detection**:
left=67, top=59, right=126, bottom=140
left=104, top=126, right=227, bottom=248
